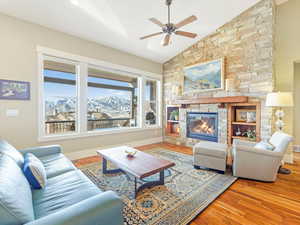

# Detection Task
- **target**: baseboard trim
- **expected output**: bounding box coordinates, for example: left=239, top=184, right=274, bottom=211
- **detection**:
left=293, top=145, right=300, bottom=153
left=283, top=152, right=293, bottom=164
left=65, top=137, right=163, bottom=160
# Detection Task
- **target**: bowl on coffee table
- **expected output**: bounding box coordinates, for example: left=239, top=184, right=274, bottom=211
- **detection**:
left=125, top=149, right=137, bottom=158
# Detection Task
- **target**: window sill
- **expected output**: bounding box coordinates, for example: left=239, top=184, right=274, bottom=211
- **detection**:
left=38, top=126, right=162, bottom=143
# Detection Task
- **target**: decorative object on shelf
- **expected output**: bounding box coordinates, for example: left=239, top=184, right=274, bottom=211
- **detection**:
left=235, top=127, right=242, bottom=136
left=236, top=109, right=256, bottom=122
left=169, top=109, right=179, bottom=121
left=183, top=58, right=224, bottom=93
left=125, top=149, right=137, bottom=158
left=246, top=111, right=256, bottom=123
left=245, top=129, right=256, bottom=141
left=225, top=78, right=235, bottom=92
left=266, top=92, right=294, bottom=131
left=0, top=79, right=30, bottom=100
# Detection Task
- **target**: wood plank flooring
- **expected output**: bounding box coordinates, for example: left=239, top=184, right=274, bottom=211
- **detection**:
left=74, top=143, right=300, bottom=225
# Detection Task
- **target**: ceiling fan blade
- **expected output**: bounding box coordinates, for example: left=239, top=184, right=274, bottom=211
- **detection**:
left=175, top=31, right=197, bottom=38
left=175, top=15, right=197, bottom=29
left=149, top=18, right=165, bottom=28
left=140, top=32, right=163, bottom=40
left=162, top=34, right=171, bottom=46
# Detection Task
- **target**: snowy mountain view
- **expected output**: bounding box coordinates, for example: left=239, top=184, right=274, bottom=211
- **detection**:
left=45, top=96, right=132, bottom=121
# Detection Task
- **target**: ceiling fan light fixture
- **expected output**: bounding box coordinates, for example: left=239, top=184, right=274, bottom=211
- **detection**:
left=140, top=0, right=198, bottom=46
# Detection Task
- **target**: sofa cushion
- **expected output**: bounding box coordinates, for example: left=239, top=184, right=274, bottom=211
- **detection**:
left=0, top=154, right=35, bottom=225
left=254, top=141, right=275, bottom=151
left=23, top=153, right=47, bottom=189
left=39, top=153, right=76, bottom=178
left=32, top=170, right=102, bottom=219
left=0, top=140, right=24, bottom=167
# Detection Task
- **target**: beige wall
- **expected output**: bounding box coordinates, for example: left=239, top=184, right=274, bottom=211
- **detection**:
left=275, top=0, right=300, bottom=138
left=294, top=63, right=300, bottom=145
left=0, top=13, right=162, bottom=153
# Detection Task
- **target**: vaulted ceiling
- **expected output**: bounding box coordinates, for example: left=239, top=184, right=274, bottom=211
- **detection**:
left=0, top=0, right=261, bottom=63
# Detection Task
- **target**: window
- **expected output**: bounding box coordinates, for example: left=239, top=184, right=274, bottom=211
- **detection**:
left=145, top=80, right=158, bottom=126
left=43, top=59, right=78, bottom=135
left=87, top=67, right=138, bottom=131
left=39, top=48, right=161, bottom=140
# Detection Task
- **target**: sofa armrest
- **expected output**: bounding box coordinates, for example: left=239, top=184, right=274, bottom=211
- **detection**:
left=234, top=144, right=282, bottom=158
left=24, top=191, right=123, bottom=225
left=233, top=139, right=256, bottom=148
left=20, top=145, right=62, bottom=158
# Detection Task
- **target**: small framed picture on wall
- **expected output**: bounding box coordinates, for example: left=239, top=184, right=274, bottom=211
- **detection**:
left=0, top=79, right=30, bottom=100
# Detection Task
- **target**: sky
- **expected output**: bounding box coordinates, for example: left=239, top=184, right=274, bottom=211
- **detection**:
left=44, top=69, right=132, bottom=100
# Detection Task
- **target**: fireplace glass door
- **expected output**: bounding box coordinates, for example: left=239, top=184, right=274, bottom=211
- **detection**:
left=186, top=112, right=218, bottom=142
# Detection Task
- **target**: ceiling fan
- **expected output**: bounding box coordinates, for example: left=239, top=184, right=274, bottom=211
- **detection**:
left=140, top=0, right=198, bottom=46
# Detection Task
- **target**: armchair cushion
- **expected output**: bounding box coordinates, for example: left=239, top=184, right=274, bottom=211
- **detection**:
left=254, top=141, right=275, bottom=151
left=0, top=139, right=24, bottom=167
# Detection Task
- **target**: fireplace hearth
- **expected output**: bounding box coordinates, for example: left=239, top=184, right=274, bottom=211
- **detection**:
left=187, top=112, right=218, bottom=142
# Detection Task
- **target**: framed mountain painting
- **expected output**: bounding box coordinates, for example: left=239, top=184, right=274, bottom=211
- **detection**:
left=0, top=79, right=30, bottom=100
left=183, top=58, right=224, bottom=93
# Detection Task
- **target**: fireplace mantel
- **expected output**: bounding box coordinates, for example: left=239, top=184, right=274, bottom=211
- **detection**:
left=173, top=96, right=248, bottom=108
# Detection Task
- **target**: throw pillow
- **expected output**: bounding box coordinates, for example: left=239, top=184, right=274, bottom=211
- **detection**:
left=23, top=153, right=47, bottom=189
left=254, top=141, right=275, bottom=151
left=0, top=140, right=24, bottom=167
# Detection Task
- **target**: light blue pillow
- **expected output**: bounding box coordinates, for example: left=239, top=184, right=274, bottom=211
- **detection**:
left=23, top=153, right=47, bottom=189
left=0, top=154, right=35, bottom=224
left=254, top=141, right=275, bottom=151
left=0, top=139, right=24, bottom=167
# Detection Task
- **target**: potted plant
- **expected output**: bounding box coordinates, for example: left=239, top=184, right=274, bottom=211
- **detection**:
left=245, top=129, right=256, bottom=141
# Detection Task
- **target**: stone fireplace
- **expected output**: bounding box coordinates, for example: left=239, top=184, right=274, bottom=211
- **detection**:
left=186, top=112, right=218, bottom=142
left=163, top=0, right=274, bottom=147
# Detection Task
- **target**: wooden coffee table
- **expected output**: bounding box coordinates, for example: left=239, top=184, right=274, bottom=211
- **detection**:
left=97, top=146, right=175, bottom=198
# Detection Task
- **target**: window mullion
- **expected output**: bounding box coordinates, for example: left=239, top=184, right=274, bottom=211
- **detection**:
left=78, top=63, right=88, bottom=133
left=139, top=77, right=145, bottom=128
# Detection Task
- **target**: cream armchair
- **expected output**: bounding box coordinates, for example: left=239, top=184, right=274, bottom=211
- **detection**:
left=232, top=132, right=293, bottom=182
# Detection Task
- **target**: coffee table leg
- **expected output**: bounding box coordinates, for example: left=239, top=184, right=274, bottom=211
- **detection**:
left=160, top=170, right=165, bottom=185
left=134, top=177, right=137, bottom=198
left=102, top=158, right=123, bottom=174
left=135, top=170, right=165, bottom=198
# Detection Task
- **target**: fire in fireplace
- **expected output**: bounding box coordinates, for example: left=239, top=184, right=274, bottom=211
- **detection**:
left=186, top=112, right=218, bottom=142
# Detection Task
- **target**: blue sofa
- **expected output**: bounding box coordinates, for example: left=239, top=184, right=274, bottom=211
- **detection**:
left=0, top=140, right=124, bottom=225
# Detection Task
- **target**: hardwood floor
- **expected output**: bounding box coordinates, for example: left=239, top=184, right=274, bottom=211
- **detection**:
left=74, top=143, right=300, bottom=225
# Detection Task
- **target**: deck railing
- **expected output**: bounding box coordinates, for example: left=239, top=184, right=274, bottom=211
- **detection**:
left=45, top=118, right=131, bottom=134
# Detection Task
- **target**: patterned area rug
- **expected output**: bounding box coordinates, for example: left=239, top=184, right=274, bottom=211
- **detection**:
left=77, top=148, right=237, bottom=225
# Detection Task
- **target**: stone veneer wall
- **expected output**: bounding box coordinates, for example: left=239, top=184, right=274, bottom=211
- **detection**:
left=163, top=0, right=275, bottom=146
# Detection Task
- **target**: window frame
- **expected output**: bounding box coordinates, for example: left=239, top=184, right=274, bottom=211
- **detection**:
left=37, top=46, right=162, bottom=142
left=144, top=78, right=161, bottom=128
left=86, top=63, right=141, bottom=131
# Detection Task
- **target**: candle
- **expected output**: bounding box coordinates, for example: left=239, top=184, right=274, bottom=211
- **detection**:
left=225, top=79, right=235, bottom=91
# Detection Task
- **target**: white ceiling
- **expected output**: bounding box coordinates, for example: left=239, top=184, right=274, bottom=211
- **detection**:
left=0, top=0, right=261, bottom=63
